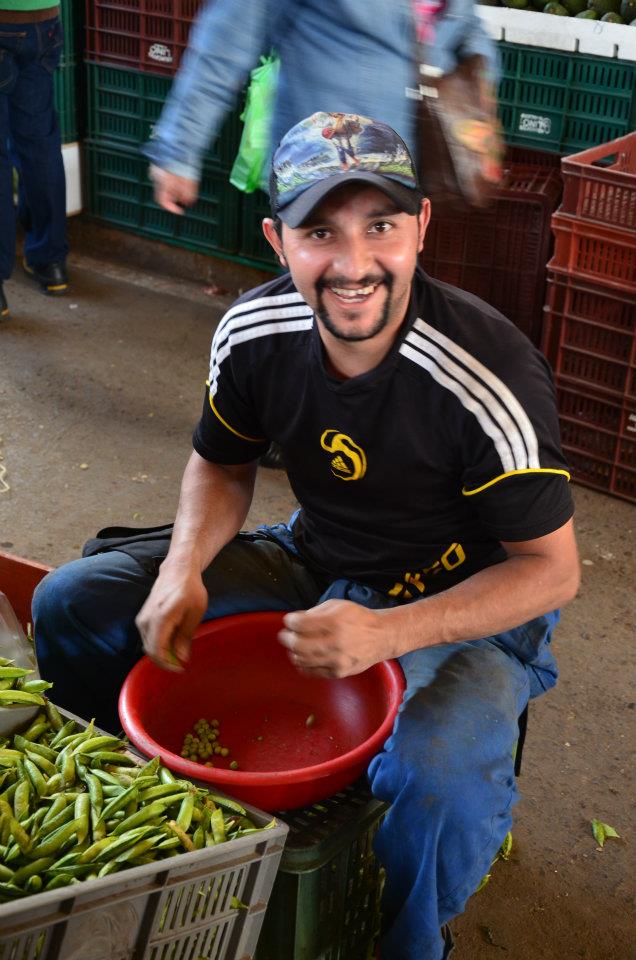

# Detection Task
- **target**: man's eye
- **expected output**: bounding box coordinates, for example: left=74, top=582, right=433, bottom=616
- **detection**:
left=371, top=221, right=393, bottom=233
left=310, top=228, right=330, bottom=240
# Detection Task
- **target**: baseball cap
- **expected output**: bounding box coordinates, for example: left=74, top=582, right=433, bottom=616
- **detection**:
left=270, top=112, right=423, bottom=228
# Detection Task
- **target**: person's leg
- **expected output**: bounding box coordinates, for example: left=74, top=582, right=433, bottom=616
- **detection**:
left=0, top=45, right=17, bottom=288
left=8, top=18, right=68, bottom=280
left=368, top=634, right=532, bottom=960
left=33, top=531, right=323, bottom=732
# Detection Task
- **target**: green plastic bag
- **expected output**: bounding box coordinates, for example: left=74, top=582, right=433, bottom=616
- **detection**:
left=230, top=52, right=280, bottom=193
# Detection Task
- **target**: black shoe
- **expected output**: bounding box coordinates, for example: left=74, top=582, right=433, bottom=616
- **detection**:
left=0, top=283, right=8, bottom=318
left=259, top=441, right=285, bottom=470
left=23, top=259, right=69, bottom=295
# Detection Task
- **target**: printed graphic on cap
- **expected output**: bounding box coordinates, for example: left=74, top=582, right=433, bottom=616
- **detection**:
left=274, top=113, right=417, bottom=204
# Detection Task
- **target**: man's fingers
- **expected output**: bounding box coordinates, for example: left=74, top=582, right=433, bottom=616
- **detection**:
left=282, top=610, right=331, bottom=636
left=278, top=627, right=298, bottom=651
left=143, top=630, right=185, bottom=673
left=171, top=630, right=192, bottom=667
left=150, top=167, right=199, bottom=213
left=155, top=188, right=186, bottom=215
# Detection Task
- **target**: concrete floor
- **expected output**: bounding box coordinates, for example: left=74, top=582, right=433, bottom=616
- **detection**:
left=0, top=239, right=634, bottom=959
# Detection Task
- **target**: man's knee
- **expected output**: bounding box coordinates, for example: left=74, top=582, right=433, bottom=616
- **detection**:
left=371, top=685, right=520, bottom=827
left=33, top=558, right=89, bottom=625
left=33, top=552, right=152, bottom=637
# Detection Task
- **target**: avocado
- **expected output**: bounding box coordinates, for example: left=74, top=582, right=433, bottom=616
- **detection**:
left=563, top=0, right=588, bottom=13
left=543, top=2, right=569, bottom=12
left=601, top=9, right=624, bottom=17
left=620, top=0, right=636, bottom=20
left=502, top=0, right=529, bottom=9
left=576, top=8, right=598, bottom=14
left=587, top=0, right=621, bottom=15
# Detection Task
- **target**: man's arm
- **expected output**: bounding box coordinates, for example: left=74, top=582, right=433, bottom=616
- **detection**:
left=135, top=450, right=257, bottom=670
left=279, top=518, right=580, bottom=678
left=145, top=0, right=271, bottom=211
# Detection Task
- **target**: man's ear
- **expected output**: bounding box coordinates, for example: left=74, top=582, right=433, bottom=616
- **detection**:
left=417, top=198, right=431, bottom=253
left=262, top=218, right=288, bottom=268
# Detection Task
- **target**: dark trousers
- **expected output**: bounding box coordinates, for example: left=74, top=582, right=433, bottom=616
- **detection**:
left=0, top=15, right=68, bottom=279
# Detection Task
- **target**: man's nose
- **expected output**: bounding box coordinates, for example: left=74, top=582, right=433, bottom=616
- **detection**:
left=332, top=234, right=374, bottom=280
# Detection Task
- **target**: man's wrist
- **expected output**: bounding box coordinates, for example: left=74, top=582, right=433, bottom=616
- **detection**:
left=377, top=594, right=454, bottom=657
left=160, top=545, right=207, bottom=578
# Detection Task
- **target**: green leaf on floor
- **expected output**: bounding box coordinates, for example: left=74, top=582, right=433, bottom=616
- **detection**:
left=591, top=819, right=620, bottom=847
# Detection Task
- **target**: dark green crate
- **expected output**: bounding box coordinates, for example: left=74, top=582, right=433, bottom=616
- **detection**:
left=239, top=189, right=282, bottom=271
left=84, top=139, right=239, bottom=254
left=54, top=60, right=78, bottom=144
left=59, top=0, right=83, bottom=63
left=255, top=780, right=386, bottom=960
left=86, top=62, right=241, bottom=170
left=498, top=43, right=636, bottom=155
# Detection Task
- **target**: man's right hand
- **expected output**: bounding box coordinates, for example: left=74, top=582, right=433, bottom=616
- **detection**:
left=135, top=565, right=208, bottom=671
left=149, top=165, right=200, bottom=215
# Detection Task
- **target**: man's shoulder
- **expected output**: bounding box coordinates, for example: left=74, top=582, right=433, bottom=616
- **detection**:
left=226, top=272, right=306, bottom=315
left=413, top=269, right=544, bottom=372
left=210, top=273, right=314, bottom=366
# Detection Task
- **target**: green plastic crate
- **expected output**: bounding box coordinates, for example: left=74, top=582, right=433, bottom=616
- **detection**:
left=255, top=780, right=386, bottom=960
left=239, top=189, right=283, bottom=271
left=84, top=138, right=239, bottom=254
left=498, top=43, right=636, bottom=155
left=54, top=59, right=78, bottom=144
left=59, top=0, right=83, bottom=63
left=86, top=62, right=241, bottom=170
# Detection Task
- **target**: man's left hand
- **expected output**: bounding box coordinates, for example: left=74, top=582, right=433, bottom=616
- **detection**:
left=278, top=600, right=393, bottom=678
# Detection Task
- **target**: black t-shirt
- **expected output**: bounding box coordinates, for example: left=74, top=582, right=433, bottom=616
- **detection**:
left=193, top=268, right=573, bottom=599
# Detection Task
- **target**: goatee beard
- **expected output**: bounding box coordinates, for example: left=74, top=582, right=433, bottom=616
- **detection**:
left=315, top=274, right=394, bottom=342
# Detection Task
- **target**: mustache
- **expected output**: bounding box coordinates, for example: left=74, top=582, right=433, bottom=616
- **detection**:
left=316, top=274, right=389, bottom=291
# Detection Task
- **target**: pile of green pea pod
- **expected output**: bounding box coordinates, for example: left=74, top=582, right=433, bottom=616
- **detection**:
left=0, top=698, right=274, bottom=902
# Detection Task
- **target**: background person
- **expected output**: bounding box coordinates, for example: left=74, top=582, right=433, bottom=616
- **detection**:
left=144, top=0, right=496, bottom=214
left=33, top=114, right=579, bottom=960
left=0, top=0, right=69, bottom=318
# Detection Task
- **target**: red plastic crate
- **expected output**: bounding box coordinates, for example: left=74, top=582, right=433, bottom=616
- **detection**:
left=85, top=0, right=203, bottom=75
left=549, top=212, right=636, bottom=294
left=422, top=164, right=562, bottom=346
left=0, top=552, right=52, bottom=632
left=560, top=132, right=636, bottom=232
left=556, top=380, right=636, bottom=503
left=542, top=267, right=636, bottom=397
left=506, top=146, right=562, bottom=169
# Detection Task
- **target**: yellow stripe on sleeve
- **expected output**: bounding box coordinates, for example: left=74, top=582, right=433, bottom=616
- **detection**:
left=208, top=394, right=265, bottom=443
left=462, top=468, right=571, bottom=496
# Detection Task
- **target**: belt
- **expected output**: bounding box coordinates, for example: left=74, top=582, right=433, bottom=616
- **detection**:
left=0, top=6, right=59, bottom=23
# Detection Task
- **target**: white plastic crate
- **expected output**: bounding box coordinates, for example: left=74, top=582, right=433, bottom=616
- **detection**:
left=0, top=708, right=288, bottom=960
left=478, top=6, right=636, bottom=61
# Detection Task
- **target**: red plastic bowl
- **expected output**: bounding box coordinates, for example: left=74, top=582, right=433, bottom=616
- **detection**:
left=119, top=611, right=405, bottom=811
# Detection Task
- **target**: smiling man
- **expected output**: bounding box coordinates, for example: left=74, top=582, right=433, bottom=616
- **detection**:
left=33, top=114, right=580, bottom=960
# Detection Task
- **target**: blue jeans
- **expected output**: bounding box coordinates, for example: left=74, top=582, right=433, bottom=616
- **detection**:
left=32, top=520, right=559, bottom=960
left=0, top=16, right=68, bottom=279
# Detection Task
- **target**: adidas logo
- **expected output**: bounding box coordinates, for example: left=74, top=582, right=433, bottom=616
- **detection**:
left=331, top=456, right=351, bottom=474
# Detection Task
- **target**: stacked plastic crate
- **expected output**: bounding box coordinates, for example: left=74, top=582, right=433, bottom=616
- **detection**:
left=54, top=0, right=83, bottom=144
left=541, top=133, right=636, bottom=503
left=422, top=165, right=563, bottom=346
left=53, top=0, right=84, bottom=214
left=83, top=0, right=242, bottom=257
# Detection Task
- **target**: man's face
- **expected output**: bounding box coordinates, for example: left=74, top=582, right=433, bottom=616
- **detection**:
left=264, top=184, right=429, bottom=347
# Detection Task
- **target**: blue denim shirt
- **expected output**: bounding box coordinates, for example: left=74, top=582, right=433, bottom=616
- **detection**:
left=144, top=0, right=497, bottom=182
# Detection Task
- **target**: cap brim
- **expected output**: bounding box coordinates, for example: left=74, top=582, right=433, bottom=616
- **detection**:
left=276, top=172, right=423, bottom=228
